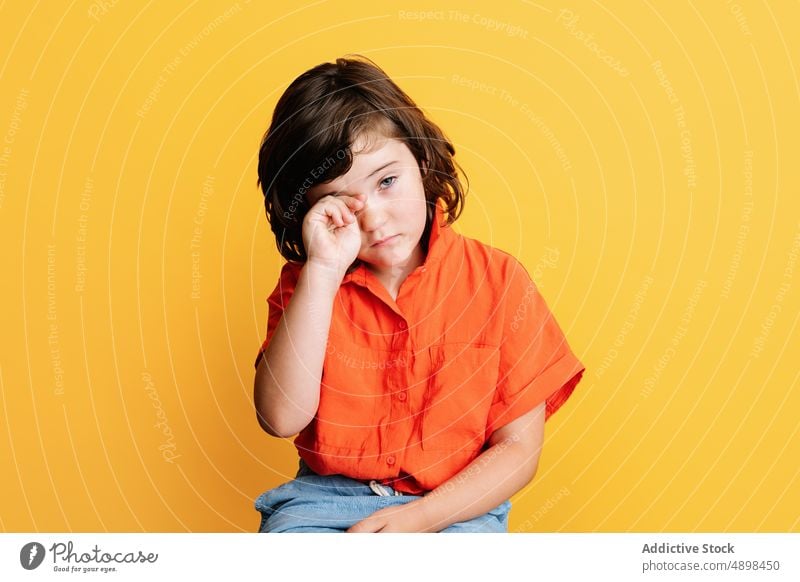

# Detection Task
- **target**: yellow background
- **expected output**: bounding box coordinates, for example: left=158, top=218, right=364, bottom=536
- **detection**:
left=1, top=0, right=798, bottom=532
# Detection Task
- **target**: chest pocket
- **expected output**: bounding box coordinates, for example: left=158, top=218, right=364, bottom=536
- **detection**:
left=421, top=343, right=501, bottom=451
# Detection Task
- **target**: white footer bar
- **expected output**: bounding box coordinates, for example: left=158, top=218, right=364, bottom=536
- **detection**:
left=1, top=533, right=798, bottom=581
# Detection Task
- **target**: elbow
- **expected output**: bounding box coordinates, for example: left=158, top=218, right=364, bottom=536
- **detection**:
left=255, top=411, right=298, bottom=438
left=526, top=458, right=540, bottom=484
left=255, top=408, right=312, bottom=438
left=253, top=370, right=300, bottom=438
left=517, top=444, right=541, bottom=484
left=253, top=364, right=316, bottom=438
left=256, top=414, right=282, bottom=438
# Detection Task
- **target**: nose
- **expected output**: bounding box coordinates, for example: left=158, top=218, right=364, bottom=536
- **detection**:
left=353, top=191, right=386, bottom=233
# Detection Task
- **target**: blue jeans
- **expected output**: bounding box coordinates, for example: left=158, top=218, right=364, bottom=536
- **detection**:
left=255, top=460, right=512, bottom=533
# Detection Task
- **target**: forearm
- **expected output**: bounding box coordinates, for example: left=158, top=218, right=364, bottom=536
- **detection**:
left=254, top=263, right=341, bottom=437
left=416, top=436, right=540, bottom=532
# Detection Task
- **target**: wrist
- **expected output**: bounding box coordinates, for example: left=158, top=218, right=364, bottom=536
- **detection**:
left=302, top=260, right=346, bottom=287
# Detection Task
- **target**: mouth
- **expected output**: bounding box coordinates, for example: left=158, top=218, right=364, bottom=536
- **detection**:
left=371, top=235, right=398, bottom=247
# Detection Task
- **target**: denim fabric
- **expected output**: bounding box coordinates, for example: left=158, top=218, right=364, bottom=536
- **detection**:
left=255, top=460, right=511, bottom=533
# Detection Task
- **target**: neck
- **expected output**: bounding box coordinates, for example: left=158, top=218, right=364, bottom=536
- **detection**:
left=368, top=244, right=426, bottom=299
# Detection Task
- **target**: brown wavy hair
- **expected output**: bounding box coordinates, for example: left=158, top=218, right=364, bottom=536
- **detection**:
left=257, top=55, right=467, bottom=271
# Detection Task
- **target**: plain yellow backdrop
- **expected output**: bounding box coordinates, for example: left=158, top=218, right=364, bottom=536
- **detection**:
left=0, top=1, right=798, bottom=532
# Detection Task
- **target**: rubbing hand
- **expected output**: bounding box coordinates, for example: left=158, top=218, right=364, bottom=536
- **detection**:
left=302, top=194, right=364, bottom=278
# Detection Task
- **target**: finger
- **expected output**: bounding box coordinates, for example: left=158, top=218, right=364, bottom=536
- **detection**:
left=322, top=194, right=359, bottom=216
left=331, top=199, right=357, bottom=224
left=338, top=202, right=356, bottom=223
left=324, top=202, right=345, bottom=227
left=331, top=195, right=359, bottom=215
left=343, top=194, right=365, bottom=214
left=342, top=193, right=365, bottom=209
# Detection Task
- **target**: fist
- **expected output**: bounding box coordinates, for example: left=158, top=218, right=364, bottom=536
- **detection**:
left=301, top=194, right=365, bottom=278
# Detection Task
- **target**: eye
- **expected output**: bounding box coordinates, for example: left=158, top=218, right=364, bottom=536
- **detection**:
left=379, top=176, right=397, bottom=189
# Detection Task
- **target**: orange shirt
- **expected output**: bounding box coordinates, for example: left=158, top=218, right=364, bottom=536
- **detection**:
left=256, top=203, right=585, bottom=494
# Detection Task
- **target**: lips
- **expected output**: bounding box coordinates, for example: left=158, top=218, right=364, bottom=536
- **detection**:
left=371, top=235, right=398, bottom=247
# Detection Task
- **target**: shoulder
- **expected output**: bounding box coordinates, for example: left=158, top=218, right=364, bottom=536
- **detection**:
left=456, top=233, right=534, bottom=287
left=432, top=231, right=538, bottom=317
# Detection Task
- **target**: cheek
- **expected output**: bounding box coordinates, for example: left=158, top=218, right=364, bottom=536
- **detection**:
left=408, top=180, right=427, bottom=211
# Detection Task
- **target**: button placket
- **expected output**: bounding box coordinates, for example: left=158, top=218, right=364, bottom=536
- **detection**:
left=387, top=317, right=410, bottom=469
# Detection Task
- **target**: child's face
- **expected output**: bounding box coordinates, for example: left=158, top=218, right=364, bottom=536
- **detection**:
left=306, top=132, right=428, bottom=276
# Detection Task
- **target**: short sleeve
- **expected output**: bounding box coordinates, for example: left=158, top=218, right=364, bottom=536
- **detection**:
left=254, top=261, right=301, bottom=369
left=485, top=258, right=585, bottom=436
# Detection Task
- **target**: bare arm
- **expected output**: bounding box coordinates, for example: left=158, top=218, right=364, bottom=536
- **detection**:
left=417, top=401, right=545, bottom=530
left=254, top=193, right=364, bottom=438
left=347, top=401, right=546, bottom=532
left=254, top=263, right=343, bottom=437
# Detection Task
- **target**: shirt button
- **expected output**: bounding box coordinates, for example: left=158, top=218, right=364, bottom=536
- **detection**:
left=397, top=321, right=407, bottom=330
left=397, top=391, right=407, bottom=401
left=386, top=456, right=396, bottom=465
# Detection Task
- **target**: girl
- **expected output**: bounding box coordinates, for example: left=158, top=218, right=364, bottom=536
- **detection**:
left=253, top=55, right=585, bottom=533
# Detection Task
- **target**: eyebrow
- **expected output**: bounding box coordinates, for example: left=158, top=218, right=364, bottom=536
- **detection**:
left=315, top=160, right=399, bottom=198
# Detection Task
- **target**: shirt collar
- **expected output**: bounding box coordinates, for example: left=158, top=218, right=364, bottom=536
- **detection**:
left=342, top=201, right=454, bottom=286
